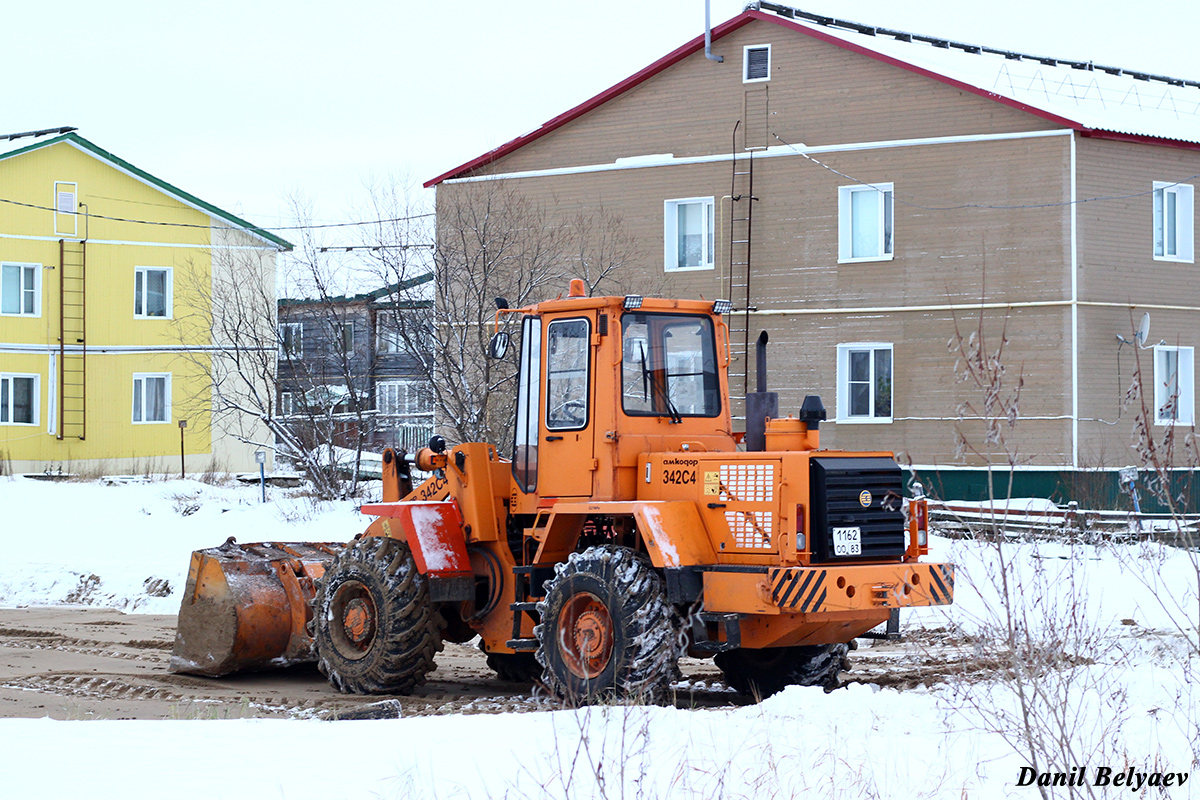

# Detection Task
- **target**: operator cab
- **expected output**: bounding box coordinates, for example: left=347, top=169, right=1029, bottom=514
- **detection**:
left=501, top=284, right=734, bottom=502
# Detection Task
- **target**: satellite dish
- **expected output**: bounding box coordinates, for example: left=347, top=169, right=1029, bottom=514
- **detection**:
left=1136, top=313, right=1151, bottom=346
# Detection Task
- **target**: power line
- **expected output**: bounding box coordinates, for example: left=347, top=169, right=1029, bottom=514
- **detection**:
left=0, top=194, right=433, bottom=233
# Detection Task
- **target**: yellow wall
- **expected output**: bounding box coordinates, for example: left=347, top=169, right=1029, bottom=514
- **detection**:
left=0, top=138, right=269, bottom=473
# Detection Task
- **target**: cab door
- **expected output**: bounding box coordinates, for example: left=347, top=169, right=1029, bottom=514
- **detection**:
left=538, top=315, right=595, bottom=497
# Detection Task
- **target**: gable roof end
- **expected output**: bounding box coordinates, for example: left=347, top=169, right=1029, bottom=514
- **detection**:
left=425, top=7, right=1200, bottom=187
left=0, top=132, right=293, bottom=250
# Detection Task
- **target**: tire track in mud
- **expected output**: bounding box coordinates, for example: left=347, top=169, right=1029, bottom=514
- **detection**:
left=0, top=609, right=981, bottom=720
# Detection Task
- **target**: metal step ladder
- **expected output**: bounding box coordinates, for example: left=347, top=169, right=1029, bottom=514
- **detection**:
left=726, top=142, right=757, bottom=401
left=58, top=239, right=86, bottom=441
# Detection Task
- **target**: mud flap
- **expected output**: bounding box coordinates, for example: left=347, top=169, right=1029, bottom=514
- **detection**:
left=359, top=500, right=473, bottom=602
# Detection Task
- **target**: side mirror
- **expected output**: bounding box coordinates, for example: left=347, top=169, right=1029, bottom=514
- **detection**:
left=488, top=331, right=511, bottom=360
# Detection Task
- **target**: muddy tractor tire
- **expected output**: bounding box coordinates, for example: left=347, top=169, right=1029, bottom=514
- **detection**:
left=535, top=545, right=680, bottom=704
left=714, top=643, right=851, bottom=698
left=482, top=648, right=541, bottom=684
left=312, top=536, right=443, bottom=694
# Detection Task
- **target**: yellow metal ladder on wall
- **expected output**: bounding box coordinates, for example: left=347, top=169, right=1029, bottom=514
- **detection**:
left=58, top=239, right=86, bottom=441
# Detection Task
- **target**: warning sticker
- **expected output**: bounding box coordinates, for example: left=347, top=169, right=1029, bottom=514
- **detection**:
left=704, top=471, right=720, bottom=495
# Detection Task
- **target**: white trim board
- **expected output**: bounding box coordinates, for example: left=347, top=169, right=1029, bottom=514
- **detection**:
left=444, top=129, right=1074, bottom=184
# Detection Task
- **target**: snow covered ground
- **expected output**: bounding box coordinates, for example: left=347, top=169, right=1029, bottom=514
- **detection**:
left=0, top=476, right=1196, bottom=799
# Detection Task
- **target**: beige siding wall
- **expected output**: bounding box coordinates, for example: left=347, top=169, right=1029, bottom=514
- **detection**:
left=483, top=18, right=1062, bottom=175
left=440, top=19, right=1200, bottom=470
left=1074, top=137, right=1200, bottom=467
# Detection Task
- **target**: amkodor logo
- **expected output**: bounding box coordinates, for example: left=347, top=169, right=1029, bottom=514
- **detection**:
left=859, top=490, right=872, bottom=507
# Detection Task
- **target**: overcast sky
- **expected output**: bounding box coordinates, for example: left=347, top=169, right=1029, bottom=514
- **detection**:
left=6, top=0, right=1197, bottom=239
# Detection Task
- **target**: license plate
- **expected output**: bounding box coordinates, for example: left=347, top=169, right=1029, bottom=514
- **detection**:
left=832, top=526, right=862, bottom=556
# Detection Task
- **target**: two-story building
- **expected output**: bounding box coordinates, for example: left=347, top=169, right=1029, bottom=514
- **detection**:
left=0, top=129, right=290, bottom=475
left=424, top=4, right=1200, bottom=506
left=277, top=275, right=434, bottom=453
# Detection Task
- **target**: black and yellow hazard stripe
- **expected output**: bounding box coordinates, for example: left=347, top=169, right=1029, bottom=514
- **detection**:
left=770, top=568, right=828, bottom=612
left=925, top=563, right=955, bottom=606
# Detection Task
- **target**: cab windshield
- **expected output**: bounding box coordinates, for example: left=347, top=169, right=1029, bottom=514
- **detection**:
left=621, top=313, right=720, bottom=419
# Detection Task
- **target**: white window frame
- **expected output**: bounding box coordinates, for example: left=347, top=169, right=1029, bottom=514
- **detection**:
left=376, top=379, right=434, bottom=418
left=132, top=373, right=171, bottom=424
left=664, top=196, right=716, bottom=272
left=336, top=321, right=354, bottom=354
left=376, top=324, right=403, bottom=354
left=743, top=44, right=771, bottom=83
left=0, top=373, right=39, bottom=426
left=838, top=183, right=895, bottom=263
left=0, top=262, right=41, bottom=317
left=1153, top=181, right=1195, bottom=263
left=279, top=322, right=303, bottom=357
left=279, top=391, right=297, bottom=417
left=836, top=343, right=894, bottom=424
left=1153, top=345, right=1194, bottom=426
left=133, top=266, right=173, bottom=319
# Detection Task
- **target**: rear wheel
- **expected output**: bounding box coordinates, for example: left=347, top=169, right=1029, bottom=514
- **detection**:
left=714, top=643, right=850, bottom=698
left=312, top=536, right=443, bottom=694
left=535, top=545, right=680, bottom=704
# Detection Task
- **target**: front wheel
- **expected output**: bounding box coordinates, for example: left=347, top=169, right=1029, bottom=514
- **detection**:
left=311, top=536, right=443, bottom=694
left=535, top=545, right=680, bottom=704
left=714, top=643, right=850, bottom=698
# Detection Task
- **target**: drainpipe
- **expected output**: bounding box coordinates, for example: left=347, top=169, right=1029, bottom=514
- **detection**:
left=705, top=0, right=724, bottom=62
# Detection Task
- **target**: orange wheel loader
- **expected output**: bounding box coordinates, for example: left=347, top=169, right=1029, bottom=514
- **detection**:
left=170, top=280, right=953, bottom=703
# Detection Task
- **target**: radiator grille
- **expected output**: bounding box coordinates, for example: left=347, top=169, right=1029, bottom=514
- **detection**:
left=810, top=457, right=906, bottom=562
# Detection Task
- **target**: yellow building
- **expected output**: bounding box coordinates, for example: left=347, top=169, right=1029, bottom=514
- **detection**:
left=0, top=129, right=290, bottom=475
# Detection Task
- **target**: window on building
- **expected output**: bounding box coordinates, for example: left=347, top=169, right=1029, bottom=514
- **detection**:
left=334, top=321, right=354, bottom=354
left=279, top=391, right=297, bottom=416
left=1154, top=345, right=1194, bottom=425
left=837, top=344, right=893, bottom=423
left=377, top=379, right=433, bottom=417
left=1, top=263, right=39, bottom=316
left=279, top=322, right=303, bottom=357
left=132, top=373, right=170, bottom=423
left=377, top=324, right=403, bottom=354
left=0, top=374, right=38, bottom=425
left=743, top=44, right=771, bottom=82
left=1153, top=182, right=1195, bottom=262
left=838, top=183, right=894, bottom=262
left=134, top=267, right=172, bottom=318
left=664, top=197, right=715, bottom=271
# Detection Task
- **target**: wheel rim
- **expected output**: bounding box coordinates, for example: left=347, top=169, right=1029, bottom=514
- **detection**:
left=329, top=580, right=377, bottom=659
left=557, top=592, right=614, bottom=680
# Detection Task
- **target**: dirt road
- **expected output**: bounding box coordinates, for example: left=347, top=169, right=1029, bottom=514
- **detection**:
left=0, top=607, right=976, bottom=720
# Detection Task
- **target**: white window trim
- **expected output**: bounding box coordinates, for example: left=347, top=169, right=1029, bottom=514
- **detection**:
left=376, top=325, right=403, bottom=354
left=743, top=44, right=771, bottom=84
left=0, top=373, right=40, bottom=426
left=133, top=266, right=174, bottom=319
left=279, top=391, right=297, bottom=417
left=1153, top=345, right=1194, bottom=426
left=0, top=262, right=42, bottom=318
left=836, top=343, right=894, bottom=424
left=1152, top=181, right=1195, bottom=263
left=663, top=196, right=716, bottom=272
left=838, top=183, right=895, bottom=264
left=132, top=372, right=172, bottom=424
left=279, top=322, right=303, bottom=357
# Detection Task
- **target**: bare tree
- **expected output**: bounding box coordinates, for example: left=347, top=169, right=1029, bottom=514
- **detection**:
left=358, top=179, right=645, bottom=452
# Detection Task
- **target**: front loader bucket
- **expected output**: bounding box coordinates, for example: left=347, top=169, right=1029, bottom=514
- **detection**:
left=169, top=539, right=345, bottom=677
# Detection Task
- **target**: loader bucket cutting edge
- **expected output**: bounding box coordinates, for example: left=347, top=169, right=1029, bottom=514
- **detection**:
left=169, top=540, right=345, bottom=677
